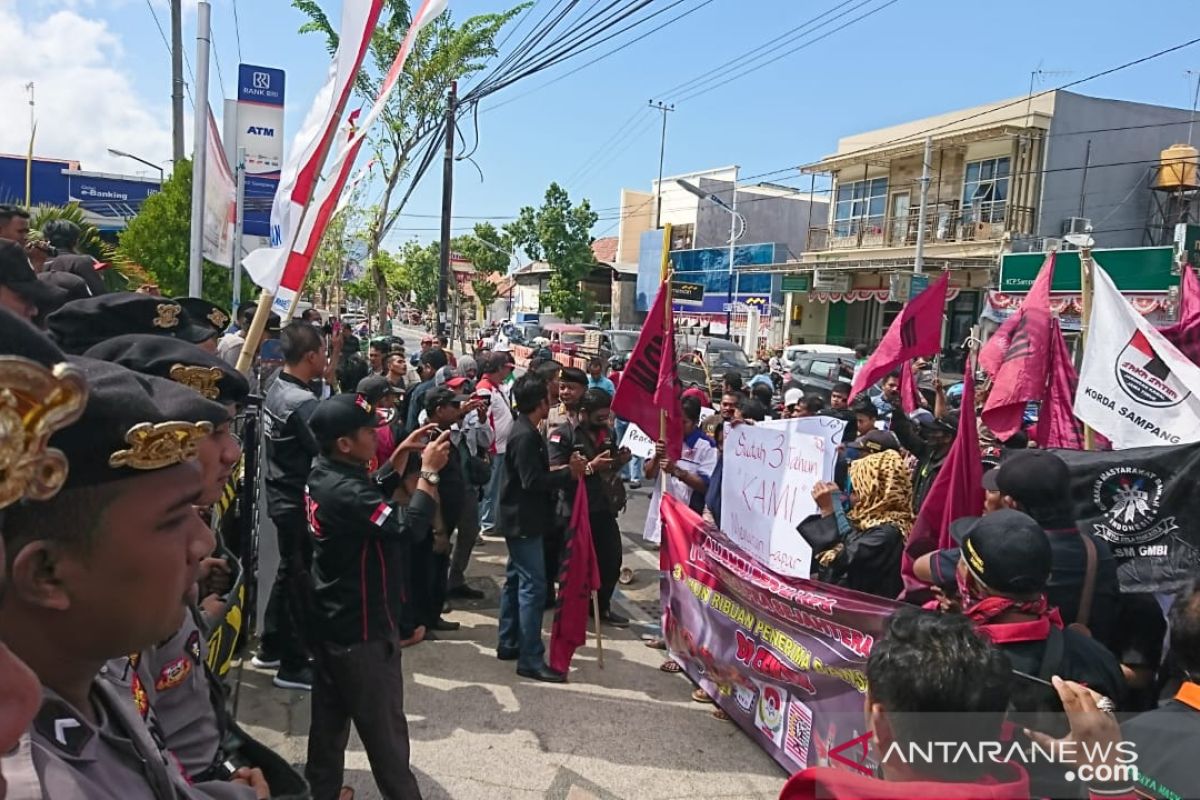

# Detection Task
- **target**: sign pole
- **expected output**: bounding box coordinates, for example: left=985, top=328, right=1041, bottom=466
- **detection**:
left=232, top=147, right=246, bottom=307
left=186, top=0, right=212, bottom=298
left=1080, top=243, right=1096, bottom=450
left=659, top=223, right=673, bottom=489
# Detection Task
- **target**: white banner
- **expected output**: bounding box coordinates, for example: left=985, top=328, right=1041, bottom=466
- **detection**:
left=719, top=417, right=842, bottom=578
left=619, top=423, right=656, bottom=460
left=1075, top=263, right=1200, bottom=448
left=201, top=107, right=235, bottom=267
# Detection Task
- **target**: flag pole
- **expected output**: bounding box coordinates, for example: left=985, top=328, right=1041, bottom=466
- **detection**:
left=658, top=223, right=673, bottom=489
left=591, top=591, right=604, bottom=669
left=1080, top=242, right=1096, bottom=450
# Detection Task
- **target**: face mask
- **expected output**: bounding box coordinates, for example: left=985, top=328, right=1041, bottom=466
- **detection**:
left=956, top=568, right=987, bottom=611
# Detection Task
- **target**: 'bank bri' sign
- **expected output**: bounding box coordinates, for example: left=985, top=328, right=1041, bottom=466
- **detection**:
left=234, top=64, right=285, bottom=238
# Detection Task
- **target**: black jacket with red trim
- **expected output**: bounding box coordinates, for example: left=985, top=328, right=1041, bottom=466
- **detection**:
left=306, top=454, right=434, bottom=646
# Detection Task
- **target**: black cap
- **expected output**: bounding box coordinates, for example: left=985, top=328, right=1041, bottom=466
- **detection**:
left=957, top=509, right=1052, bottom=595
left=50, top=356, right=226, bottom=489
left=356, top=374, right=400, bottom=405
left=850, top=429, right=901, bottom=455
left=0, top=239, right=61, bottom=310
left=425, top=386, right=467, bottom=416
left=174, top=297, right=231, bottom=336
left=981, top=449, right=1069, bottom=503
left=920, top=409, right=959, bottom=434
left=83, top=334, right=249, bottom=407
left=308, top=392, right=383, bottom=446
left=46, top=293, right=215, bottom=354
left=0, top=307, right=87, bottom=508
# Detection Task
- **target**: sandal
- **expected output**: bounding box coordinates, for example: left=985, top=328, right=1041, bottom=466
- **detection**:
left=711, top=708, right=731, bottom=721
left=659, top=660, right=683, bottom=673
left=643, top=637, right=667, bottom=650
left=691, top=688, right=714, bottom=704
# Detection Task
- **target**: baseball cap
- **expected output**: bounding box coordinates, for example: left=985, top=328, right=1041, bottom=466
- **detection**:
left=84, top=334, right=249, bottom=408
left=424, top=386, right=468, bottom=416
left=46, top=293, right=215, bottom=354
left=308, top=392, right=384, bottom=446
left=356, top=375, right=401, bottom=405
left=980, top=449, right=1068, bottom=504
left=0, top=239, right=61, bottom=310
left=783, top=387, right=803, bottom=407
left=956, top=509, right=1052, bottom=594
left=849, top=429, right=901, bottom=455
left=919, top=409, right=959, bottom=434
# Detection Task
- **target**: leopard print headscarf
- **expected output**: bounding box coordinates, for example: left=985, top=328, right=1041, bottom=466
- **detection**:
left=847, top=450, right=915, bottom=537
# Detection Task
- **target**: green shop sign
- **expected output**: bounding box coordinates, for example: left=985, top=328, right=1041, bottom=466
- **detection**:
left=998, top=247, right=1176, bottom=293
left=781, top=274, right=810, bottom=292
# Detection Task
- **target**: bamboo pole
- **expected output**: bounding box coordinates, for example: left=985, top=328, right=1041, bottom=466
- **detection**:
left=658, top=224, right=673, bottom=489
left=591, top=591, right=604, bottom=669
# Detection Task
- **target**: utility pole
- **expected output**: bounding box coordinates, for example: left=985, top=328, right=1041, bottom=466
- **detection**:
left=437, top=82, right=457, bottom=339
left=913, top=136, right=933, bottom=274
left=171, top=0, right=185, bottom=163
left=186, top=0, right=211, bottom=297
left=24, top=82, right=35, bottom=207
left=232, top=147, right=246, bottom=307
left=649, top=100, right=674, bottom=228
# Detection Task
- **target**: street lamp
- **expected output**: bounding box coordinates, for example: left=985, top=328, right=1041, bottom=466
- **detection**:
left=676, top=175, right=746, bottom=340
left=107, top=148, right=165, bottom=182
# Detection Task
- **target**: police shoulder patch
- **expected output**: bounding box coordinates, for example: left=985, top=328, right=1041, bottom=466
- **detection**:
left=154, top=656, right=192, bottom=691
left=130, top=672, right=150, bottom=719
left=186, top=630, right=201, bottom=665
left=34, top=700, right=93, bottom=757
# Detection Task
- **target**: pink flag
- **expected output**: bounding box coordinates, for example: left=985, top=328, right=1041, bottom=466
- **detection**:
left=1035, top=316, right=1084, bottom=449
left=901, top=358, right=983, bottom=597
left=980, top=252, right=1056, bottom=440
left=612, top=281, right=682, bottom=459
left=549, top=479, right=599, bottom=674
left=1161, top=264, right=1200, bottom=366
left=898, top=361, right=921, bottom=414
left=850, top=272, right=949, bottom=399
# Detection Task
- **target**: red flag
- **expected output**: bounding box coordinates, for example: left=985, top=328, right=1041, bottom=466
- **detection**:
left=850, top=272, right=949, bottom=399
left=901, top=359, right=983, bottom=596
left=979, top=252, right=1056, bottom=440
left=612, top=281, right=682, bottom=459
left=548, top=479, right=599, bottom=674
left=898, top=361, right=922, bottom=414
left=1162, top=264, right=1200, bottom=366
left=1035, top=316, right=1084, bottom=449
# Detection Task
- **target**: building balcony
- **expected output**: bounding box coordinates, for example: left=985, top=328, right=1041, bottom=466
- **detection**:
left=807, top=203, right=1035, bottom=253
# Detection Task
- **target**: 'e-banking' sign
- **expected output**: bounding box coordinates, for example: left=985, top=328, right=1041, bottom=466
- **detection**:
left=237, top=64, right=285, bottom=106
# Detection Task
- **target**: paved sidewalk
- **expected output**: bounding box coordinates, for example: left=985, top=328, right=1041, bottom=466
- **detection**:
left=235, top=490, right=785, bottom=799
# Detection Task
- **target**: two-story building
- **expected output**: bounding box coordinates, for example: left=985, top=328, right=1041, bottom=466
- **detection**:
left=781, top=91, right=1197, bottom=350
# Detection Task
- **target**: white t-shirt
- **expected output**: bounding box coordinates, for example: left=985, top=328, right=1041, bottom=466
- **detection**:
left=478, top=377, right=513, bottom=454
left=642, top=430, right=719, bottom=543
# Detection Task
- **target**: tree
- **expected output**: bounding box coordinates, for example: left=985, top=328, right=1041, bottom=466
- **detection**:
left=451, top=222, right=511, bottom=320
left=116, top=159, right=232, bottom=301
left=30, top=202, right=151, bottom=291
left=294, top=0, right=525, bottom=329
left=307, top=204, right=367, bottom=309
left=504, top=182, right=598, bottom=322
left=390, top=240, right=439, bottom=310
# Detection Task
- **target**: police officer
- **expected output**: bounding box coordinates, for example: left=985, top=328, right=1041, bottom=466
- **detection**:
left=175, top=298, right=232, bottom=355
left=45, top=293, right=217, bottom=354
left=257, top=322, right=327, bottom=690
left=0, top=349, right=268, bottom=798
left=304, top=392, right=449, bottom=800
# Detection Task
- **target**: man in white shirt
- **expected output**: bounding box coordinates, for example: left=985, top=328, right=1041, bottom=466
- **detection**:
left=475, top=351, right=515, bottom=535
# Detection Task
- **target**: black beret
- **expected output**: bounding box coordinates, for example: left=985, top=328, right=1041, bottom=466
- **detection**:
left=83, top=334, right=249, bottom=407
left=51, top=357, right=227, bottom=488
left=33, top=271, right=91, bottom=326
left=174, top=297, right=231, bottom=335
left=0, top=308, right=87, bottom=509
left=46, top=292, right=215, bottom=354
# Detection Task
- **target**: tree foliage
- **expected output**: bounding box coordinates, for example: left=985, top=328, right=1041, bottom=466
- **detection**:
left=293, top=0, right=525, bottom=328
left=452, top=222, right=511, bottom=318
left=504, top=183, right=598, bottom=322
left=307, top=204, right=367, bottom=308
left=390, top=240, right=440, bottom=309
left=30, top=202, right=150, bottom=291
left=116, top=160, right=231, bottom=301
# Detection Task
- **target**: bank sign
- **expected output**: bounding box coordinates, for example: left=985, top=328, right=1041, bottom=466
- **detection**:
left=235, top=64, right=285, bottom=237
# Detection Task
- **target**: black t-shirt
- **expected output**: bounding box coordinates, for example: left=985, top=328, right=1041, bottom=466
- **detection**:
left=1121, top=688, right=1200, bottom=800
left=982, top=619, right=1127, bottom=708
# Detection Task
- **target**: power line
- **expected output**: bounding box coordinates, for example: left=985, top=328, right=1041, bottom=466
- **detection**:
left=144, top=0, right=193, bottom=107
left=231, top=0, right=244, bottom=63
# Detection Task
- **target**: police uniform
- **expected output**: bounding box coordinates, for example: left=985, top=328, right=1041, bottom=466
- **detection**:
left=304, top=392, right=434, bottom=800
left=174, top=298, right=231, bottom=341
left=45, top=293, right=217, bottom=355
left=0, top=314, right=250, bottom=799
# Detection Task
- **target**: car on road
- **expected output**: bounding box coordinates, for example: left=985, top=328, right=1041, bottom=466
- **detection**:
left=599, top=329, right=640, bottom=363
left=677, top=337, right=750, bottom=399
left=781, top=343, right=854, bottom=373
left=786, top=352, right=856, bottom=402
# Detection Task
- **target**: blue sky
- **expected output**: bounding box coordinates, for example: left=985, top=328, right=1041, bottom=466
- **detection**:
left=4, top=0, right=1200, bottom=249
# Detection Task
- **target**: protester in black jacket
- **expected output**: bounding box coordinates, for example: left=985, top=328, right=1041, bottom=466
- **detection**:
left=496, top=374, right=586, bottom=683
left=304, top=392, right=449, bottom=800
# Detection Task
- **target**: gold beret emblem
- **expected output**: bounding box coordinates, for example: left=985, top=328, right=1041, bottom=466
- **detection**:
left=109, top=420, right=214, bottom=470
left=207, top=309, right=229, bottom=329
left=169, top=364, right=224, bottom=400
left=154, top=303, right=181, bottom=329
left=0, top=357, right=88, bottom=509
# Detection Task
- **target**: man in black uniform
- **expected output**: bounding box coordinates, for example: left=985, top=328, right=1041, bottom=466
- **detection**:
left=257, top=322, right=327, bottom=690
left=547, top=388, right=627, bottom=626
left=304, top=391, right=450, bottom=800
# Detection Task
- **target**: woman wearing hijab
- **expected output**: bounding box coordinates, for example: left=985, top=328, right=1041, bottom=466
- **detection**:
left=797, top=449, right=914, bottom=598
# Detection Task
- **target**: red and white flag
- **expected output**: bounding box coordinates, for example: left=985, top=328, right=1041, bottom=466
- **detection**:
left=979, top=252, right=1056, bottom=441
left=850, top=271, right=948, bottom=399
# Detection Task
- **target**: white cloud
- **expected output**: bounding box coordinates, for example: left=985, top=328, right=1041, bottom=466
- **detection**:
left=0, top=2, right=176, bottom=177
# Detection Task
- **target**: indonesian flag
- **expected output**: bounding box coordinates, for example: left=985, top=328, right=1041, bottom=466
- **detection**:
left=1075, top=263, right=1200, bottom=449
left=611, top=281, right=682, bottom=459
left=243, top=0, right=385, bottom=294
left=849, top=271, right=948, bottom=399
left=548, top=479, right=599, bottom=674
left=980, top=252, right=1055, bottom=441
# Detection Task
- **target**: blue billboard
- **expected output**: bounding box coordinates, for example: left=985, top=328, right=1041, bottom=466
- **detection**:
left=0, top=156, right=160, bottom=232
left=636, top=236, right=780, bottom=314
left=237, top=65, right=285, bottom=106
